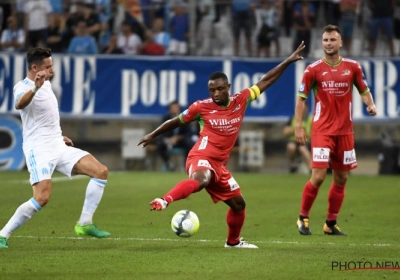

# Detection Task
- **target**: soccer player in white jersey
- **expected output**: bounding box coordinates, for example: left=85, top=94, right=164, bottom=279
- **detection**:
left=0, top=48, right=110, bottom=249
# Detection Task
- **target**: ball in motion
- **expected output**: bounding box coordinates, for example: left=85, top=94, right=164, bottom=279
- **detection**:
left=171, top=210, right=200, bottom=237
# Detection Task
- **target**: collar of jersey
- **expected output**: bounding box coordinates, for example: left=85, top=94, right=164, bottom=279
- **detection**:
left=218, top=98, right=231, bottom=108
left=322, top=56, right=342, bottom=67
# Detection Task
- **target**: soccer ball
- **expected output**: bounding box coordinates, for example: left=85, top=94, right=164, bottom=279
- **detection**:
left=171, top=210, right=200, bottom=238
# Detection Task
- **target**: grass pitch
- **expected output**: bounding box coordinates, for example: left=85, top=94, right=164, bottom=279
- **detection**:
left=0, top=171, right=399, bottom=280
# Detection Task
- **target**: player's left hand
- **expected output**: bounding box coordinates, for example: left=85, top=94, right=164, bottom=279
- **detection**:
left=63, top=136, right=74, bottom=146
left=367, top=104, right=377, bottom=116
left=288, top=41, right=305, bottom=62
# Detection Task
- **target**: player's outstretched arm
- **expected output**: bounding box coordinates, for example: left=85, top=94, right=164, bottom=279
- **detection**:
left=256, top=41, right=305, bottom=93
left=137, top=117, right=182, bottom=147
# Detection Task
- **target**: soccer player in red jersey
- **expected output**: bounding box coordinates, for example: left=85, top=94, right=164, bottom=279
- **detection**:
left=138, top=42, right=306, bottom=248
left=295, top=25, right=377, bottom=236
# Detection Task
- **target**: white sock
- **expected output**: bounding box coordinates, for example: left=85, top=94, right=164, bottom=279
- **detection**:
left=0, top=198, right=41, bottom=239
left=78, top=178, right=107, bottom=226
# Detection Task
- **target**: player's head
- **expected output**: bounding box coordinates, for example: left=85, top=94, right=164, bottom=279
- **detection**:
left=208, top=72, right=231, bottom=106
left=27, top=48, right=53, bottom=80
left=322, top=25, right=342, bottom=57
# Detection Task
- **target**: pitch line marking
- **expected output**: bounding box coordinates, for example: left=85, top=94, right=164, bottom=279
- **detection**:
left=13, top=235, right=399, bottom=247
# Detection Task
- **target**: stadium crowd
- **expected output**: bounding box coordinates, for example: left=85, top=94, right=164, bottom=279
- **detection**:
left=0, top=0, right=399, bottom=57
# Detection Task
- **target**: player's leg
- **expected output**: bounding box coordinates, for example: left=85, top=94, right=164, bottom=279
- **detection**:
left=57, top=148, right=109, bottom=238
left=222, top=196, right=256, bottom=249
left=297, top=135, right=333, bottom=235
left=323, top=135, right=355, bottom=236
left=0, top=148, right=56, bottom=248
left=149, top=158, right=213, bottom=210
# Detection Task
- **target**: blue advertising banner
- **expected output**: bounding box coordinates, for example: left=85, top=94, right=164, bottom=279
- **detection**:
left=0, top=54, right=399, bottom=122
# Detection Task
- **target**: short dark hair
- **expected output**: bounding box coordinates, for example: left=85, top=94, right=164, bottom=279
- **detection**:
left=27, top=48, right=52, bottom=70
left=323, top=24, right=341, bottom=35
left=209, top=72, right=228, bottom=81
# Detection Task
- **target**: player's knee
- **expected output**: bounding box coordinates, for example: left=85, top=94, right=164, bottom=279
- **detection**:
left=311, top=172, right=326, bottom=186
left=34, top=192, right=51, bottom=207
left=96, top=164, right=108, bottom=180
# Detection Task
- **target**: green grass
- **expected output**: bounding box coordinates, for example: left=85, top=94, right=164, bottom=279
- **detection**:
left=0, top=171, right=399, bottom=280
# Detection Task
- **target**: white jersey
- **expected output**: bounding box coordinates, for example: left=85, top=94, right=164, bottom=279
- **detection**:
left=13, top=78, right=63, bottom=150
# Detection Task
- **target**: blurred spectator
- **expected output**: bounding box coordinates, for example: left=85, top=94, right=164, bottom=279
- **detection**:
left=95, top=0, right=111, bottom=23
left=256, top=0, right=281, bottom=57
left=231, top=0, right=256, bottom=56
left=48, top=0, right=65, bottom=13
left=292, top=0, right=315, bottom=58
left=11, top=0, right=25, bottom=28
left=98, top=21, right=111, bottom=52
left=156, top=101, right=198, bottom=171
left=24, top=0, right=52, bottom=49
left=368, top=0, right=395, bottom=56
left=1, top=15, right=25, bottom=52
left=168, top=2, right=189, bottom=55
left=282, top=103, right=312, bottom=174
left=282, top=0, right=295, bottom=37
left=117, top=20, right=142, bottom=54
left=102, top=33, right=123, bottom=54
left=152, top=17, right=170, bottom=53
left=328, top=0, right=341, bottom=26
left=78, top=3, right=101, bottom=40
left=67, top=20, right=98, bottom=54
left=197, top=0, right=216, bottom=56
left=394, top=0, right=400, bottom=53
left=150, top=0, right=166, bottom=22
left=140, top=29, right=165, bottom=55
left=339, top=0, right=360, bottom=56
left=47, top=13, right=66, bottom=53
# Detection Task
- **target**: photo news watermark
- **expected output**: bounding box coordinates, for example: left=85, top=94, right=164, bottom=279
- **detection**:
left=332, top=261, right=400, bottom=271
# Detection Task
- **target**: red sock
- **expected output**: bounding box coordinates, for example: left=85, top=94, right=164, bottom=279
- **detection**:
left=162, top=179, right=200, bottom=204
left=226, top=208, right=245, bottom=245
left=300, top=181, right=320, bottom=217
left=327, top=183, right=345, bottom=221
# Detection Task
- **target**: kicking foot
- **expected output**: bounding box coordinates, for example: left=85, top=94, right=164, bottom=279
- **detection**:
left=149, top=198, right=168, bottom=211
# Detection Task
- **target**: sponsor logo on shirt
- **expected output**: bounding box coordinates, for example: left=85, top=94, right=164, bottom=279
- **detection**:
left=209, top=117, right=242, bottom=132
left=322, top=72, right=328, bottom=76
left=209, top=110, right=218, bottom=114
left=321, top=80, right=350, bottom=96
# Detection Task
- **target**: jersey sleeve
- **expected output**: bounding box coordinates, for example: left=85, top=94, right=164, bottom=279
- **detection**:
left=235, top=85, right=261, bottom=106
left=179, top=101, right=201, bottom=124
left=13, top=83, right=30, bottom=108
left=353, top=62, right=370, bottom=95
left=298, top=65, right=314, bottom=99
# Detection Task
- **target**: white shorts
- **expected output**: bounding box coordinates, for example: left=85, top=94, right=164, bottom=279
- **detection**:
left=24, top=143, right=89, bottom=185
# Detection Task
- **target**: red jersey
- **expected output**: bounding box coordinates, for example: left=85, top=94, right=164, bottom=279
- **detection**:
left=179, top=85, right=261, bottom=162
left=299, top=57, right=370, bottom=135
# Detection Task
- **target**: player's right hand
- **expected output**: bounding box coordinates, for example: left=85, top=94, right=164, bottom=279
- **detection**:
left=34, top=71, right=47, bottom=89
left=295, top=127, right=307, bottom=145
left=137, top=134, right=153, bottom=148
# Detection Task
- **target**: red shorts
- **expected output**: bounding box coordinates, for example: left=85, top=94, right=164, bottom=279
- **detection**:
left=311, top=134, right=357, bottom=171
left=186, top=156, right=242, bottom=203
